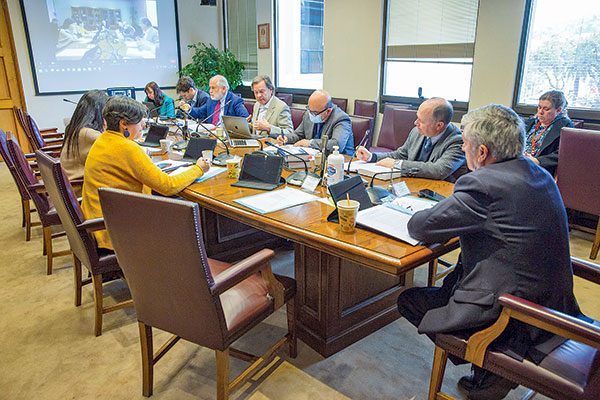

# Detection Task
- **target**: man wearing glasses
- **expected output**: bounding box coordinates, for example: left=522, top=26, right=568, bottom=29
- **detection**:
left=277, top=89, right=354, bottom=155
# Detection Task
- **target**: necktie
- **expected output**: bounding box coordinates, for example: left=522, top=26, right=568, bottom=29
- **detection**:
left=417, top=137, right=433, bottom=162
left=212, top=101, right=221, bottom=125
left=313, top=123, right=323, bottom=139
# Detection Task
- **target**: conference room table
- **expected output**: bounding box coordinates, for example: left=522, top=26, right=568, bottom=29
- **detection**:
left=174, top=141, right=459, bottom=357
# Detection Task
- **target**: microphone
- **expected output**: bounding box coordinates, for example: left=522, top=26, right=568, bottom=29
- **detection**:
left=265, top=140, right=321, bottom=186
left=181, top=99, right=232, bottom=132
left=366, top=169, right=402, bottom=205
left=418, top=87, right=424, bottom=99
left=144, top=103, right=162, bottom=123
left=346, top=129, right=371, bottom=175
left=63, top=98, right=77, bottom=105
left=319, top=134, right=329, bottom=181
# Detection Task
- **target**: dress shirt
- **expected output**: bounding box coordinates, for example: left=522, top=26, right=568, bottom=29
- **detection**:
left=370, top=132, right=444, bottom=170
left=256, top=96, right=273, bottom=123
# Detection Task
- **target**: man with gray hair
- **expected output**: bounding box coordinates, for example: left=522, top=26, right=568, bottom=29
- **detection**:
left=250, top=75, right=293, bottom=137
left=187, top=74, right=248, bottom=125
left=397, top=104, right=582, bottom=399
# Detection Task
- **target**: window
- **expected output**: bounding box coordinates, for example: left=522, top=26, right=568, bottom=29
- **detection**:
left=276, top=0, right=324, bottom=89
left=515, top=0, right=600, bottom=114
left=226, top=0, right=258, bottom=84
left=382, top=0, right=479, bottom=105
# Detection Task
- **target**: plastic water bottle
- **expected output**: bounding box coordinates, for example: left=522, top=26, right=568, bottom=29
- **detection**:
left=326, top=145, right=344, bottom=186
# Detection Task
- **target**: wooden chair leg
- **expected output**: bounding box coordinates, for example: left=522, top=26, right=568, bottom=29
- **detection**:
left=24, top=200, right=32, bottom=241
left=92, top=274, right=103, bottom=336
left=428, top=259, right=438, bottom=287
left=138, top=322, right=154, bottom=397
left=43, top=226, right=53, bottom=275
left=21, top=199, right=26, bottom=227
left=590, top=220, right=600, bottom=260
left=286, top=298, right=297, bottom=358
left=428, top=345, right=449, bottom=400
left=216, top=349, right=230, bottom=400
left=73, top=255, right=82, bottom=306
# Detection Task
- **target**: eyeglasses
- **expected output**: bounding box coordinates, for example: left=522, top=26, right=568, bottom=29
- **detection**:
left=306, top=105, right=329, bottom=117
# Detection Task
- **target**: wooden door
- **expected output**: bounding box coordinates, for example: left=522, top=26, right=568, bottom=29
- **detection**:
left=0, top=0, right=29, bottom=154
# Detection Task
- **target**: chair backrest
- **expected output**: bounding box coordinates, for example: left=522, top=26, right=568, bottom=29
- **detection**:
left=376, top=105, right=417, bottom=150
left=332, top=97, right=348, bottom=113
left=98, top=188, right=228, bottom=349
left=556, top=127, right=600, bottom=216
left=244, top=99, right=255, bottom=116
left=572, top=119, right=584, bottom=129
left=0, top=129, right=31, bottom=201
left=276, top=93, right=293, bottom=106
left=354, top=99, right=377, bottom=119
left=35, top=151, right=99, bottom=268
left=290, top=107, right=305, bottom=130
left=13, top=106, right=37, bottom=151
left=350, top=115, right=373, bottom=150
left=26, top=114, right=46, bottom=149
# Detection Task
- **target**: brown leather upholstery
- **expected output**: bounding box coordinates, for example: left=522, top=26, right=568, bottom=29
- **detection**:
left=290, top=106, right=305, bottom=130
left=243, top=99, right=255, bottom=116
left=354, top=99, right=377, bottom=119
left=428, top=257, right=600, bottom=400
left=556, top=128, right=600, bottom=259
left=350, top=115, right=373, bottom=150
left=371, top=105, right=417, bottom=152
left=332, top=97, right=348, bottom=113
left=98, top=188, right=297, bottom=399
left=35, top=151, right=131, bottom=335
left=275, top=93, right=293, bottom=106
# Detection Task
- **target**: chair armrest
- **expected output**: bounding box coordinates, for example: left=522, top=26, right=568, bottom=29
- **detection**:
left=211, top=249, right=275, bottom=296
left=572, top=257, right=600, bottom=285
left=76, top=218, right=106, bottom=233
left=29, top=181, right=47, bottom=193
left=40, top=128, right=58, bottom=134
left=41, top=132, right=63, bottom=139
left=40, top=144, right=63, bottom=151
left=70, top=178, right=83, bottom=187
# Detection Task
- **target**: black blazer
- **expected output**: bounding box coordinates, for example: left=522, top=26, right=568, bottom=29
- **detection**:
left=524, top=115, right=573, bottom=176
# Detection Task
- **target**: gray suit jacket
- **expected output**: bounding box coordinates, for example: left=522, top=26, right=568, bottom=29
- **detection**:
left=373, top=124, right=466, bottom=182
left=251, top=96, right=293, bottom=137
left=408, top=157, right=581, bottom=361
left=284, top=105, right=354, bottom=155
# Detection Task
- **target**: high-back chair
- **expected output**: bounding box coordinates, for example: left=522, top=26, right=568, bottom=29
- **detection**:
left=35, top=151, right=132, bottom=335
left=332, top=97, right=348, bottom=113
left=13, top=107, right=62, bottom=152
left=371, top=105, right=417, bottom=153
left=26, top=114, right=63, bottom=151
left=556, top=127, right=600, bottom=259
left=354, top=99, right=377, bottom=120
left=350, top=115, right=372, bottom=150
left=290, top=106, right=305, bottom=130
left=0, top=129, right=40, bottom=240
left=7, top=138, right=70, bottom=274
left=98, top=188, right=297, bottom=399
left=428, top=257, right=600, bottom=400
left=275, top=92, right=293, bottom=106
left=243, top=99, right=256, bottom=115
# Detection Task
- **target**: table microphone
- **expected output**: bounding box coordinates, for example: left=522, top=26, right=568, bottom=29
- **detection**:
left=265, top=141, right=321, bottom=186
left=319, top=134, right=329, bottom=181
left=63, top=98, right=77, bottom=105
left=366, top=169, right=402, bottom=205
left=346, top=129, right=371, bottom=175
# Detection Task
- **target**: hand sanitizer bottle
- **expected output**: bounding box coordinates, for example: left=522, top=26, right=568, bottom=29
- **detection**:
left=326, top=146, right=344, bottom=186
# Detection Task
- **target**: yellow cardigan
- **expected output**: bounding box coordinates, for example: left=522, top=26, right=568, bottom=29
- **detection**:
left=82, top=130, right=203, bottom=250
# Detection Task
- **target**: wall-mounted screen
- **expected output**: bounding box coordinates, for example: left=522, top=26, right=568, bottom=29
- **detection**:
left=20, top=0, right=181, bottom=95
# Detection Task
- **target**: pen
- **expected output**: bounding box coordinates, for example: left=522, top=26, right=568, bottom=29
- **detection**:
left=162, top=163, right=194, bottom=173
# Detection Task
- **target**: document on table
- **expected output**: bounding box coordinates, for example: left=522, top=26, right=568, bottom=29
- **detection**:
left=384, top=195, right=436, bottom=216
left=233, top=187, right=320, bottom=214
left=343, top=160, right=367, bottom=172
left=355, top=204, right=421, bottom=245
left=355, top=163, right=402, bottom=180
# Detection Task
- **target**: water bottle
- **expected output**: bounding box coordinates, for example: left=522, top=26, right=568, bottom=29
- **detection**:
left=326, top=146, right=344, bottom=186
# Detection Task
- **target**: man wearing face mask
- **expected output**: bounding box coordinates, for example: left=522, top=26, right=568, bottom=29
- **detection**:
left=276, top=89, right=354, bottom=155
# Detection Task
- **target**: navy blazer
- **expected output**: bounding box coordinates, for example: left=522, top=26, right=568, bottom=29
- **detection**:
left=191, top=89, right=210, bottom=109
left=189, top=91, right=249, bottom=121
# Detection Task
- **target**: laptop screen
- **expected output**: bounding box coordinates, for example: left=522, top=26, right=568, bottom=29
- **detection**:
left=183, top=137, right=217, bottom=160
left=144, top=124, right=168, bottom=144
left=239, top=153, right=283, bottom=184
left=223, top=116, right=252, bottom=138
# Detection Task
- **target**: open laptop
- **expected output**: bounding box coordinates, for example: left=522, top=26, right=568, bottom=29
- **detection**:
left=231, top=153, right=285, bottom=191
left=182, top=137, right=217, bottom=162
left=139, top=124, right=168, bottom=147
left=222, top=115, right=260, bottom=148
left=143, top=101, right=159, bottom=118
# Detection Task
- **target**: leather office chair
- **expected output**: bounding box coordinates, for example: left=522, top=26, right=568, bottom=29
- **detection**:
left=275, top=93, right=293, bottom=106
left=13, top=107, right=62, bottom=152
left=556, top=127, right=600, bottom=259
left=350, top=115, right=373, bottom=150
left=290, top=106, right=305, bottom=130
left=0, top=129, right=39, bottom=240
left=26, top=114, right=63, bottom=151
left=243, top=99, right=256, bottom=116
left=428, top=257, right=600, bottom=400
left=354, top=99, right=377, bottom=119
left=7, top=138, right=70, bottom=275
left=371, top=105, right=417, bottom=153
left=332, top=97, right=348, bottom=113
left=35, top=151, right=132, bottom=336
left=98, top=188, right=297, bottom=399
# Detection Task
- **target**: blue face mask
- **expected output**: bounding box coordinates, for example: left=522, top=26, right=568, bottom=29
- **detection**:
left=309, top=112, right=323, bottom=124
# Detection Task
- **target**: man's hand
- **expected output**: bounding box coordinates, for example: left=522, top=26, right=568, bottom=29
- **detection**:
left=277, top=135, right=288, bottom=145
left=523, top=152, right=540, bottom=165
left=253, top=116, right=271, bottom=132
left=294, top=139, right=310, bottom=147
left=375, top=158, right=396, bottom=168
left=179, top=102, right=191, bottom=113
left=196, top=158, right=211, bottom=173
left=356, top=146, right=371, bottom=161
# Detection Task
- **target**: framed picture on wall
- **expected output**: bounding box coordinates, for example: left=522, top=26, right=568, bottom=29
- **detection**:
left=258, top=23, right=270, bottom=49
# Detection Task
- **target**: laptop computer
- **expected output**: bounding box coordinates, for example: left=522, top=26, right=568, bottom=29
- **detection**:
left=139, top=124, right=169, bottom=147
left=143, top=101, right=159, bottom=118
left=182, top=137, right=217, bottom=162
left=231, top=153, right=285, bottom=191
left=222, top=115, right=260, bottom=148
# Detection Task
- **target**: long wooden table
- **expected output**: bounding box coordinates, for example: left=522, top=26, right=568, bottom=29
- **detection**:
left=179, top=144, right=458, bottom=357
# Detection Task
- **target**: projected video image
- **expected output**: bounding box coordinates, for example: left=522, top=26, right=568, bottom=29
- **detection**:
left=49, top=1, right=160, bottom=61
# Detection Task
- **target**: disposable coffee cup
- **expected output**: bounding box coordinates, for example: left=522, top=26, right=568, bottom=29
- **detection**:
left=202, top=150, right=213, bottom=164
left=226, top=157, right=241, bottom=179
left=215, top=127, right=225, bottom=138
left=337, top=199, right=360, bottom=233
left=160, top=139, right=173, bottom=153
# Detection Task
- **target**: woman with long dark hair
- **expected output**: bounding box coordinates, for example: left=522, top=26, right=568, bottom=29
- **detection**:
left=60, top=90, right=108, bottom=180
left=144, top=81, right=175, bottom=118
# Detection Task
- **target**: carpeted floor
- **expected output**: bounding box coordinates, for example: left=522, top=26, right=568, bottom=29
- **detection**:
left=1, top=162, right=598, bottom=399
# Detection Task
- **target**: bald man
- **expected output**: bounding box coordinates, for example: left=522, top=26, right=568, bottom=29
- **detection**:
left=277, top=89, right=354, bottom=155
left=356, top=97, right=466, bottom=182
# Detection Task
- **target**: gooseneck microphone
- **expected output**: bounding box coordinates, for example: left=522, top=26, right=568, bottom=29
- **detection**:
left=265, top=140, right=321, bottom=186
left=346, top=129, right=371, bottom=175
left=366, top=169, right=402, bottom=205
left=63, top=98, right=78, bottom=105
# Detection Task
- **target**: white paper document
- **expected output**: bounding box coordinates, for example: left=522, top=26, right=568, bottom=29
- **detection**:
left=384, top=195, right=436, bottom=216
left=355, top=204, right=420, bottom=246
left=355, top=163, right=402, bottom=180
left=343, top=160, right=367, bottom=172
left=233, top=187, right=320, bottom=214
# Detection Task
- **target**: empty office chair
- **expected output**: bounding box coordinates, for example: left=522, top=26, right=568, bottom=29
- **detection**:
left=371, top=105, right=417, bottom=153
left=98, top=188, right=297, bottom=399
left=428, top=257, right=600, bottom=400
left=275, top=93, right=293, bottom=106
left=354, top=99, right=377, bottom=119
left=290, top=106, right=305, bottom=130
left=26, top=114, right=63, bottom=151
left=557, top=127, right=600, bottom=259
left=243, top=99, right=256, bottom=115
left=7, top=139, right=70, bottom=274
left=350, top=115, right=373, bottom=150
left=332, top=97, right=348, bottom=113
left=13, top=107, right=62, bottom=152
left=0, top=129, right=39, bottom=240
left=35, top=151, right=132, bottom=336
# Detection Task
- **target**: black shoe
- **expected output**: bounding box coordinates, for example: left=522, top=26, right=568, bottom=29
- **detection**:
left=466, top=370, right=518, bottom=400
left=458, top=365, right=486, bottom=392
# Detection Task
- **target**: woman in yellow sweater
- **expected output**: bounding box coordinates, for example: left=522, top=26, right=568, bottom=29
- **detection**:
left=82, top=96, right=210, bottom=251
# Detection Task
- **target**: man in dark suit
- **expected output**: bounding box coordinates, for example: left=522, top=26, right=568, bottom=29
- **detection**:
left=398, top=104, right=582, bottom=399
left=176, top=76, right=209, bottom=110
left=187, top=74, right=248, bottom=125
left=356, top=97, right=466, bottom=182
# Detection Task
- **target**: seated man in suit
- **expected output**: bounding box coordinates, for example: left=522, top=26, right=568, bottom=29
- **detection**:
left=398, top=104, right=583, bottom=399
left=176, top=76, right=209, bottom=112
left=251, top=75, right=293, bottom=137
left=185, top=74, right=248, bottom=125
left=356, top=97, right=466, bottom=182
left=277, top=89, right=354, bottom=155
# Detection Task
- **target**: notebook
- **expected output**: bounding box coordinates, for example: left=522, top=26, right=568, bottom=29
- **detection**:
left=231, top=153, right=285, bottom=191
left=182, top=137, right=217, bottom=162
left=139, top=124, right=168, bottom=147
left=223, top=116, right=260, bottom=147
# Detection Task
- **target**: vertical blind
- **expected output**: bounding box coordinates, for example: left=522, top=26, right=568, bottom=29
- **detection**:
left=227, top=0, right=258, bottom=82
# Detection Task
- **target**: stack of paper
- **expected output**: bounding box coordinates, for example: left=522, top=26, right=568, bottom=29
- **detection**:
left=355, top=163, right=402, bottom=180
